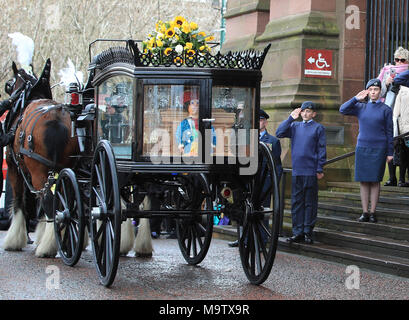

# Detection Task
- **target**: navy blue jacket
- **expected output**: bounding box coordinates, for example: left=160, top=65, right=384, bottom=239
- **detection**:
left=394, top=70, right=409, bottom=87
left=260, top=130, right=283, bottom=179
left=339, top=97, right=393, bottom=156
left=276, top=116, right=327, bottom=176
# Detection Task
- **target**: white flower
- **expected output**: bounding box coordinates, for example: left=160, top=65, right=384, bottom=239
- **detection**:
left=175, top=44, right=183, bottom=55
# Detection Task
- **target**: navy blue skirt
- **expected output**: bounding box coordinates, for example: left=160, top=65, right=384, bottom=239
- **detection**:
left=355, top=146, right=387, bottom=182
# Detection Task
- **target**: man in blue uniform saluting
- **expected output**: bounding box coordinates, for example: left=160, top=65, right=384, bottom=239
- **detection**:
left=276, top=101, right=327, bottom=244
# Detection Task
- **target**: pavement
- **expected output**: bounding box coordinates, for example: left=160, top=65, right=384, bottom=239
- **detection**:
left=0, top=230, right=408, bottom=300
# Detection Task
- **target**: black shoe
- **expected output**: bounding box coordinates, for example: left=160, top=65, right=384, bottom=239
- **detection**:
left=369, top=214, right=377, bottom=223
left=166, top=231, right=177, bottom=239
left=398, top=181, right=409, bottom=187
left=358, top=212, right=370, bottom=222
left=286, top=234, right=304, bottom=243
left=304, top=234, right=314, bottom=244
left=228, top=240, right=239, bottom=247
left=384, top=179, right=397, bottom=186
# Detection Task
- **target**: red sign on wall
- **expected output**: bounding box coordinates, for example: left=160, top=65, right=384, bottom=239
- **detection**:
left=304, top=49, right=333, bottom=78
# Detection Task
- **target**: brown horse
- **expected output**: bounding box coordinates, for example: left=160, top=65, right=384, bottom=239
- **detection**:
left=2, top=60, right=79, bottom=257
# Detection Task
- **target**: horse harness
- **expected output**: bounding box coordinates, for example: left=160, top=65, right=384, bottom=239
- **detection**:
left=10, top=104, right=66, bottom=197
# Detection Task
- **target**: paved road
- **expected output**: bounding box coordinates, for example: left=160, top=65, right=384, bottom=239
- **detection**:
left=0, top=230, right=408, bottom=300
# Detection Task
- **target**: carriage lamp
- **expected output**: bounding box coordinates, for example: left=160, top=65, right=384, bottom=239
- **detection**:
left=65, top=82, right=82, bottom=106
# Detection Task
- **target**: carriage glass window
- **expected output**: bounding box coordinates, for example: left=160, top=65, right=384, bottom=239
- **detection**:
left=143, top=84, right=201, bottom=158
left=97, top=76, right=133, bottom=159
left=212, top=86, right=254, bottom=157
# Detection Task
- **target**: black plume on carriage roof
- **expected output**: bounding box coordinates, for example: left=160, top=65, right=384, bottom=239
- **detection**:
left=89, top=46, right=134, bottom=71
left=88, top=40, right=271, bottom=71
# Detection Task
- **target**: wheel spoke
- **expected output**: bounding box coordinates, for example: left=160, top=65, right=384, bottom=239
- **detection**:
left=92, top=186, right=104, bottom=206
left=94, top=164, right=105, bottom=203
left=68, top=223, right=76, bottom=256
left=57, top=191, right=68, bottom=212
left=252, top=224, right=262, bottom=275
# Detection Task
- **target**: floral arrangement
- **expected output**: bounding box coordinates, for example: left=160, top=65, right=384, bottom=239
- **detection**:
left=142, top=16, right=215, bottom=63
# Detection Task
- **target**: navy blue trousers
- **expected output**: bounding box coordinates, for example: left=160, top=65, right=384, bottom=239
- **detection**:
left=291, top=175, right=318, bottom=237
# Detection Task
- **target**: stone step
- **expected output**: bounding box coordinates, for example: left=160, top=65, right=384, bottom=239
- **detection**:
left=277, top=236, right=409, bottom=278
left=326, top=181, right=409, bottom=196
left=213, top=223, right=409, bottom=278
left=313, top=228, right=409, bottom=260
left=283, top=210, right=409, bottom=241
left=317, top=202, right=409, bottom=225
left=317, top=190, right=409, bottom=210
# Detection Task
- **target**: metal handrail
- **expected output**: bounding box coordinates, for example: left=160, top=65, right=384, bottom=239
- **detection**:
left=278, top=149, right=356, bottom=235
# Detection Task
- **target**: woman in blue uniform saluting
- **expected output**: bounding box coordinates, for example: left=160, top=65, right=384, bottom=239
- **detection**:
left=339, top=79, right=394, bottom=223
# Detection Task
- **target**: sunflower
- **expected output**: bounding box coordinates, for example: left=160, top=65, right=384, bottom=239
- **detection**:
left=186, top=49, right=195, bottom=60
left=165, top=28, right=175, bottom=38
left=174, top=16, right=185, bottom=27
left=174, top=56, right=184, bottom=65
left=164, top=47, right=173, bottom=56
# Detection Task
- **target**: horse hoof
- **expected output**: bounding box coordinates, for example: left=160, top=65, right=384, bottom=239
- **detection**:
left=134, top=252, right=152, bottom=258
left=4, top=247, right=23, bottom=252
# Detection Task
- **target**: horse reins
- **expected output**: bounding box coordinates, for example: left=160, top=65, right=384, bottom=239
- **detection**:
left=18, top=104, right=66, bottom=169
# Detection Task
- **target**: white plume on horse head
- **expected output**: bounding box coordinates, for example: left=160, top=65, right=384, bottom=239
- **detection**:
left=58, top=58, right=84, bottom=89
left=8, top=32, right=34, bottom=74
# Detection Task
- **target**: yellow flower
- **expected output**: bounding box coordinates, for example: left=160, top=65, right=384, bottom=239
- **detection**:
left=156, top=39, right=163, bottom=47
left=165, top=28, right=175, bottom=38
left=198, top=31, right=206, bottom=37
left=160, top=24, right=167, bottom=33
left=205, top=36, right=214, bottom=42
left=174, top=16, right=185, bottom=27
left=181, top=21, right=190, bottom=33
left=147, top=38, right=155, bottom=49
left=164, top=47, right=172, bottom=56
left=186, top=49, right=195, bottom=60
left=190, top=22, right=198, bottom=31
left=184, top=42, right=193, bottom=50
left=174, top=56, right=184, bottom=64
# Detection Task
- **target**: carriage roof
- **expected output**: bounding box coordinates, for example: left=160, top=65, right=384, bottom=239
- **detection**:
left=88, top=39, right=270, bottom=75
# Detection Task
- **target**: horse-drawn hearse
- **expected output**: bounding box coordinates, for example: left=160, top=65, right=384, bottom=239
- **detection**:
left=2, top=37, right=281, bottom=287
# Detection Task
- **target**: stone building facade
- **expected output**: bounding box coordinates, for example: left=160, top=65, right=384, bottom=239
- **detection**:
left=222, top=0, right=391, bottom=181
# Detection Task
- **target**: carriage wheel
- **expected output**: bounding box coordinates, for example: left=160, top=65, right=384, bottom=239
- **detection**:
left=53, top=168, right=85, bottom=267
left=176, top=174, right=213, bottom=265
left=239, top=142, right=281, bottom=285
left=89, top=140, right=121, bottom=287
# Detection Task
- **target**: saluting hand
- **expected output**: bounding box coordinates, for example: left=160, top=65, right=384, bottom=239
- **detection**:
left=290, top=107, right=302, bottom=120
left=355, top=90, right=369, bottom=101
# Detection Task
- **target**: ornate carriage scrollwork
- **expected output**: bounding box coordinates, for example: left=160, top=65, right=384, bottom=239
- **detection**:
left=89, top=40, right=271, bottom=71
left=129, top=41, right=271, bottom=70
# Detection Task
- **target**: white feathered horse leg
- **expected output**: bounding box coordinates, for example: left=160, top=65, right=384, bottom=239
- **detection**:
left=2, top=204, right=27, bottom=251
left=35, top=219, right=57, bottom=258
left=34, top=218, right=46, bottom=246
left=120, top=198, right=134, bottom=256
left=133, top=195, right=153, bottom=257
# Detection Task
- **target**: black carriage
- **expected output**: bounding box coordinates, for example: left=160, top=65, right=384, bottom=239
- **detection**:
left=54, top=40, right=281, bottom=287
